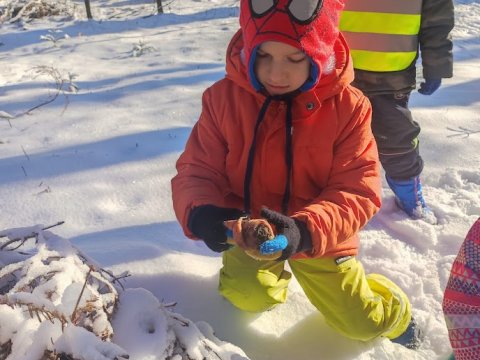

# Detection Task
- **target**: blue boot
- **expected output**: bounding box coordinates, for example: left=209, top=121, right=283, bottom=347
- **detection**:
left=386, top=175, right=437, bottom=224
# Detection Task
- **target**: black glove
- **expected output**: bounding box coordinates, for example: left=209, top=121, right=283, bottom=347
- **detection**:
left=188, top=205, right=244, bottom=252
left=260, top=207, right=312, bottom=260
left=418, top=78, right=441, bottom=95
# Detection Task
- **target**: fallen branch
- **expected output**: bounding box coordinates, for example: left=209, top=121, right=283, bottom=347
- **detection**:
left=0, top=221, right=65, bottom=250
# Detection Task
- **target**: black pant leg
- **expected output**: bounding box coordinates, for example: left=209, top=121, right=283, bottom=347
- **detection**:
left=368, top=92, right=424, bottom=180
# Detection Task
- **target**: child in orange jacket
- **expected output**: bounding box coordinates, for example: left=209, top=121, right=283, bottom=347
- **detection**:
left=172, top=0, right=419, bottom=348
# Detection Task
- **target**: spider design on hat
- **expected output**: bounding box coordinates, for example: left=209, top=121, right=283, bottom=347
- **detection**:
left=250, top=0, right=323, bottom=25
left=245, top=0, right=324, bottom=44
left=240, top=0, right=341, bottom=91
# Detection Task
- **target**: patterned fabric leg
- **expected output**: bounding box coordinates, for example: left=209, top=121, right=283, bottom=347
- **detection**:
left=443, top=219, right=480, bottom=360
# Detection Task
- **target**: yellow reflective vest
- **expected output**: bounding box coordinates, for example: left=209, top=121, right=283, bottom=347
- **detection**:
left=340, top=0, right=422, bottom=72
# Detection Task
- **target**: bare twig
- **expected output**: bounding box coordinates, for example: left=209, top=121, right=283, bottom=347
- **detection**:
left=3, top=66, right=75, bottom=122
left=2, top=237, right=30, bottom=252
left=36, top=186, right=52, bottom=195
left=201, top=340, right=223, bottom=360
left=41, top=222, right=65, bottom=231
left=170, top=314, right=189, bottom=326
left=21, top=146, right=30, bottom=160
left=71, top=266, right=93, bottom=323
left=447, top=126, right=480, bottom=138
left=162, top=301, right=177, bottom=307
left=98, top=268, right=130, bottom=290
left=76, top=253, right=130, bottom=291
left=0, top=221, right=65, bottom=250
left=0, top=111, right=14, bottom=127
left=27, top=66, right=75, bottom=116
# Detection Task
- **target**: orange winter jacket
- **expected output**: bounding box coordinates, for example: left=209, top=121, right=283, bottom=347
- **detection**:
left=171, top=30, right=381, bottom=259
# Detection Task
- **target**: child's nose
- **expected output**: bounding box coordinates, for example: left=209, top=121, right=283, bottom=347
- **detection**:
left=268, top=61, right=285, bottom=82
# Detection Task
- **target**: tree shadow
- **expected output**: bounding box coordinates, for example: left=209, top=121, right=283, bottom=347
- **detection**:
left=1, top=61, right=224, bottom=116
left=70, top=220, right=222, bottom=267
left=0, top=127, right=191, bottom=184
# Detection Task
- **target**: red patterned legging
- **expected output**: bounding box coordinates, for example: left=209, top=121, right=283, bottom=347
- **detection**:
left=443, top=219, right=480, bottom=360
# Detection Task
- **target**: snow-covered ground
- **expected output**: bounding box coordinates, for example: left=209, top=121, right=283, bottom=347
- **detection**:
left=0, top=0, right=479, bottom=359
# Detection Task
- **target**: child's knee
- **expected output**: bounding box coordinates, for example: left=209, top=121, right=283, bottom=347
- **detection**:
left=323, top=273, right=411, bottom=342
left=219, top=269, right=290, bottom=312
left=342, top=287, right=411, bottom=341
left=219, top=284, right=280, bottom=312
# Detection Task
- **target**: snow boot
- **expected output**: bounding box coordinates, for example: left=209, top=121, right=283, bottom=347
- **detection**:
left=391, top=317, right=423, bottom=350
left=386, top=175, right=437, bottom=225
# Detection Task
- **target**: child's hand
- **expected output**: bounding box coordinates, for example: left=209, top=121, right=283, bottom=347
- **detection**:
left=260, top=207, right=311, bottom=260
left=418, top=78, right=442, bottom=95
left=188, top=205, right=244, bottom=252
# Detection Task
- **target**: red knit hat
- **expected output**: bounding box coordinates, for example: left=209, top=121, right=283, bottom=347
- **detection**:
left=239, top=0, right=344, bottom=92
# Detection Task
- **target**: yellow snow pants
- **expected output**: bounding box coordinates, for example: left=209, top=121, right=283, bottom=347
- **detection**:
left=219, top=246, right=411, bottom=342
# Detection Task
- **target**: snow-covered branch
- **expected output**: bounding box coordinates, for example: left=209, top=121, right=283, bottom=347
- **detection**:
left=0, top=226, right=250, bottom=360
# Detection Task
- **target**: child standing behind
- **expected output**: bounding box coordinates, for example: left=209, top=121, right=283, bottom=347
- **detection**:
left=339, top=0, right=454, bottom=224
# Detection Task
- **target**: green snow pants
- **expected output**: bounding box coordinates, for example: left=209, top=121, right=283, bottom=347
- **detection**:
left=219, top=246, right=411, bottom=342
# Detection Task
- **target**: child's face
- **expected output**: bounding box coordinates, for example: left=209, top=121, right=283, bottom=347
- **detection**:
left=254, top=41, right=311, bottom=96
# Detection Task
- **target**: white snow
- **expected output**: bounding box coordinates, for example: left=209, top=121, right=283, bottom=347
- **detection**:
left=0, top=0, right=479, bottom=359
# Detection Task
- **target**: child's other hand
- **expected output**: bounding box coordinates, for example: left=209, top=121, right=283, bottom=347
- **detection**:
left=188, top=205, right=244, bottom=252
left=260, top=207, right=311, bottom=260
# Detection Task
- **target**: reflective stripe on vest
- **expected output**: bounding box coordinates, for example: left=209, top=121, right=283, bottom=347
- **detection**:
left=343, top=0, right=422, bottom=15
left=340, top=0, right=422, bottom=72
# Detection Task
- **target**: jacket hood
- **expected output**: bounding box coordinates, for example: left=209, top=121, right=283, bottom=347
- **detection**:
left=239, top=0, right=344, bottom=92
left=225, top=29, right=354, bottom=104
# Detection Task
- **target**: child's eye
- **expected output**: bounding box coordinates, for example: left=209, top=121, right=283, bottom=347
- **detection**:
left=288, top=56, right=307, bottom=63
left=256, top=51, right=268, bottom=58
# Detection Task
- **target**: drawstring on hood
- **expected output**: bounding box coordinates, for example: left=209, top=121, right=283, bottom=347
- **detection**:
left=282, top=97, right=294, bottom=214
left=243, top=95, right=294, bottom=215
